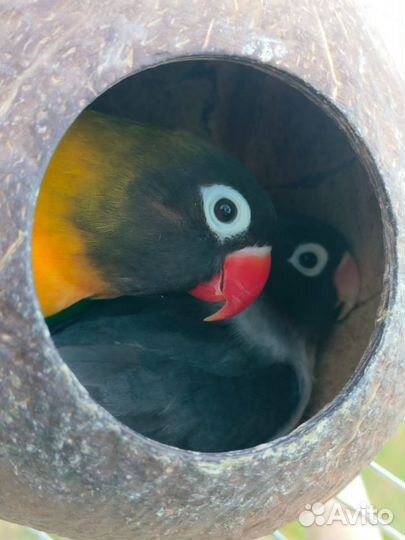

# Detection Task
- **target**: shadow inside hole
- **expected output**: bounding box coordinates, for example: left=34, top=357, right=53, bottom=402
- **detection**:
left=48, top=59, right=384, bottom=451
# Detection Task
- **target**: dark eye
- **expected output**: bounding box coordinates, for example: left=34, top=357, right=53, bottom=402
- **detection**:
left=214, top=198, right=237, bottom=223
left=288, top=243, right=329, bottom=277
left=298, top=251, right=318, bottom=269
left=201, top=184, right=251, bottom=241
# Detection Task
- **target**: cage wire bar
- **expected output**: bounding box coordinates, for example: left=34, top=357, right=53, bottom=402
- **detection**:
left=272, top=531, right=289, bottom=540
left=28, top=530, right=54, bottom=540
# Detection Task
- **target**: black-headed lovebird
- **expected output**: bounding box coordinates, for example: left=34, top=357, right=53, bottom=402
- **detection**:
left=33, top=110, right=276, bottom=320
left=53, top=215, right=360, bottom=452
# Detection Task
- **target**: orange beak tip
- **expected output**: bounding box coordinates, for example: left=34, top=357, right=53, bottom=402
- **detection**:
left=202, top=306, right=227, bottom=323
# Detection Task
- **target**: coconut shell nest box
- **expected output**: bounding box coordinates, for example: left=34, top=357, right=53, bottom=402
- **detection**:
left=0, top=0, right=405, bottom=539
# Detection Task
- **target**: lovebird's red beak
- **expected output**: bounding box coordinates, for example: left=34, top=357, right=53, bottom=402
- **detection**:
left=334, top=252, right=360, bottom=320
left=189, top=246, right=272, bottom=322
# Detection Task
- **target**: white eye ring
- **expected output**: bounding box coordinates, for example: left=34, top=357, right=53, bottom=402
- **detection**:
left=200, top=184, right=251, bottom=242
left=288, top=243, right=329, bottom=277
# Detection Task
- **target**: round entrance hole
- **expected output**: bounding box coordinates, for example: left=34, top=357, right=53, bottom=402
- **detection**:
left=39, top=59, right=385, bottom=446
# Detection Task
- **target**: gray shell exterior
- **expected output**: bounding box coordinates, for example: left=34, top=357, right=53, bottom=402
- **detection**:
left=0, top=1, right=404, bottom=539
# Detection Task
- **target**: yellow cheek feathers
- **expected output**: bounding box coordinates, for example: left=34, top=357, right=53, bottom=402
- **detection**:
left=32, top=113, right=126, bottom=317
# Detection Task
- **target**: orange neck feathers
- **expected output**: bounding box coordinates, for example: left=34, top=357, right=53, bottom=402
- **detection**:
left=33, top=113, right=120, bottom=317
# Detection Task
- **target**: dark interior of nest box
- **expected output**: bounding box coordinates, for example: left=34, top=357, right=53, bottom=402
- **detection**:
left=46, top=59, right=385, bottom=443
